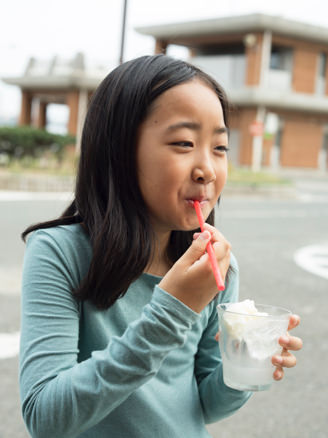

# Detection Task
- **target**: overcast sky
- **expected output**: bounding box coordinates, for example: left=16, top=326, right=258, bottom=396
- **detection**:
left=1, top=0, right=328, bottom=121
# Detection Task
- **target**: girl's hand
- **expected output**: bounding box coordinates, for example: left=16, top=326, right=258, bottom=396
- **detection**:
left=272, top=314, right=303, bottom=380
left=215, top=315, right=303, bottom=381
left=159, top=224, right=231, bottom=313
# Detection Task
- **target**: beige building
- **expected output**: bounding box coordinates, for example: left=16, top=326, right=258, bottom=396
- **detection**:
left=2, top=53, right=107, bottom=148
left=137, top=13, right=328, bottom=171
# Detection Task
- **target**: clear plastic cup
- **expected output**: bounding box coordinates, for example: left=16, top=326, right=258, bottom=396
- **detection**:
left=217, top=303, right=291, bottom=391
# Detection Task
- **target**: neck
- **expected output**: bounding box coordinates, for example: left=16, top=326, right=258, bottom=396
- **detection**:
left=144, top=230, right=172, bottom=277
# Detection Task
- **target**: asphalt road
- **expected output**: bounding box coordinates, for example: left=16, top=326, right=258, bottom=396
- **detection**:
left=0, top=183, right=327, bottom=438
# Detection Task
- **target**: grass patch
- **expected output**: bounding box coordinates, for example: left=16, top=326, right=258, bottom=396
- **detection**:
left=0, top=147, right=78, bottom=177
left=1, top=153, right=291, bottom=189
left=227, top=167, right=292, bottom=187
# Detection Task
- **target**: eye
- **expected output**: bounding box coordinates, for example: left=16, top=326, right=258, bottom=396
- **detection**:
left=170, top=141, right=193, bottom=147
left=215, top=145, right=229, bottom=153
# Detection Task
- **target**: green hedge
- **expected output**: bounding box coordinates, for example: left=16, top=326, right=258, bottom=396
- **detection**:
left=0, top=126, right=75, bottom=161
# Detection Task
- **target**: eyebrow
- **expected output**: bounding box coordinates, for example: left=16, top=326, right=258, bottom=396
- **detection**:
left=166, top=121, right=228, bottom=135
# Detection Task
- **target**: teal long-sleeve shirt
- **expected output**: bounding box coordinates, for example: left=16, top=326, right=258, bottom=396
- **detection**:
left=20, top=224, right=251, bottom=438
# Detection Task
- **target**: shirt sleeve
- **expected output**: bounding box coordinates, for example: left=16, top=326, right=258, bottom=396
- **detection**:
left=20, top=230, right=200, bottom=438
left=194, top=254, right=252, bottom=423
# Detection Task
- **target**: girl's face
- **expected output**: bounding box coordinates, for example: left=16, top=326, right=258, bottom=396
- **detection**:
left=136, top=79, right=228, bottom=234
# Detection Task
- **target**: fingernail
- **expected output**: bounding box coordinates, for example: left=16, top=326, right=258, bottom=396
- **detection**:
left=280, top=336, right=289, bottom=344
left=275, top=370, right=283, bottom=380
left=199, top=231, right=210, bottom=241
left=274, top=356, right=283, bottom=364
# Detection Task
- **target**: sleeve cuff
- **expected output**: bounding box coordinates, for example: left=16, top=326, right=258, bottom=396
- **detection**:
left=152, top=285, right=200, bottom=325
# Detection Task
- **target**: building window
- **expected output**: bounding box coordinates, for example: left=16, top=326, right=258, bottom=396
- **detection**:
left=268, top=46, right=293, bottom=90
left=190, top=44, right=246, bottom=90
left=270, top=46, right=293, bottom=71
left=316, top=53, right=327, bottom=95
left=318, top=53, right=327, bottom=78
left=275, top=124, right=283, bottom=148
left=319, top=127, right=328, bottom=170
left=322, top=130, right=328, bottom=153
left=268, top=115, right=284, bottom=169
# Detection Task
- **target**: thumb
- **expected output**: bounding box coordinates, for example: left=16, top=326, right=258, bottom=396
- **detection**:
left=181, top=230, right=211, bottom=265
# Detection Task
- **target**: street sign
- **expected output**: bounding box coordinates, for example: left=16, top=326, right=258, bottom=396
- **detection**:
left=249, top=120, right=264, bottom=136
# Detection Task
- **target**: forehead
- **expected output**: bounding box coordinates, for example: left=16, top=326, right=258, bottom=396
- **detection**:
left=145, top=79, right=225, bottom=126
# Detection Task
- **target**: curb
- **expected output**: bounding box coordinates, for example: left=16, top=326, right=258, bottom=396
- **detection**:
left=224, top=184, right=296, bottom=198
left=0, top=173, right=75, bottom=192
left=0, top=173, right=296, bottom=198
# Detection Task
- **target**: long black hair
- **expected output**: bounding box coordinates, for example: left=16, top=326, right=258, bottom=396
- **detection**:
left=22, top=54, right=231, bottom=309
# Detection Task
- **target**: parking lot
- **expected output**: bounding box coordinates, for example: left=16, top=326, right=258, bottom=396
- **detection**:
left=1, top=178, right=327, bottom=438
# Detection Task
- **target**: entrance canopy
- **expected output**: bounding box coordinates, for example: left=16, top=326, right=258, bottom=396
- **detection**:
left=2, top=53, right=108, bottom=146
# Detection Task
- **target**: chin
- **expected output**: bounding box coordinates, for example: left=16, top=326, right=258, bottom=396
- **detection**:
left=177, top=221, right=200, bottom=232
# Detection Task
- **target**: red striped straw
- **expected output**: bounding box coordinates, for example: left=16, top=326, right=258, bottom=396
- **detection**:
left=193, top=201, right=225, bottom=291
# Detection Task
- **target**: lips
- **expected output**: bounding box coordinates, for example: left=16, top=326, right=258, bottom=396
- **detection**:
left=185, top=196, right=209, bottom=207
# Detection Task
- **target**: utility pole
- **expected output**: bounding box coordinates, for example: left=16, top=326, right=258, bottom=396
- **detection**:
left=119, top=0, right=128, bottom=65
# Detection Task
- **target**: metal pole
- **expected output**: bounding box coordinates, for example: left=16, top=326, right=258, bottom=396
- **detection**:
left=259, top=30, right=272, bottom=89
left=119, top=0, right=128, bottom=65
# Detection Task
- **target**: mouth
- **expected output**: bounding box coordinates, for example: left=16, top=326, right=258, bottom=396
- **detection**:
left=185, top=197, right=209, bottom=207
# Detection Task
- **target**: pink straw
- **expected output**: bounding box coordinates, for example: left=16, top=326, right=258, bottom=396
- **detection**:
left=193, top=201, right=225, bottom=291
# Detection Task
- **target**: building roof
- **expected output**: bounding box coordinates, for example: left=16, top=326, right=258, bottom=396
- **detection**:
left=136, top=13, right=328, bottom=46
left=2, top=53, right=108, bottom=91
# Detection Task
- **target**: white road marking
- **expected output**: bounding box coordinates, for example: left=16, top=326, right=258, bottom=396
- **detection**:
left=0, top=332, right=20, bottom=359
left=294, top=244, right=328, bottom=280
left=222, top=209, right=325, bottom=219
left=298, top=194, right=328, bottom=203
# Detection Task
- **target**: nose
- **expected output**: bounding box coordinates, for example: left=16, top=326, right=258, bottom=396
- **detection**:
left=191, top=155, right=216, bottom=184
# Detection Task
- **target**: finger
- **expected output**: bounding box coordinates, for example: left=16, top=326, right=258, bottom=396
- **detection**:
left=279, top=335, right=303, bottom=351
left=192, top=252, right=208, bottom=268
left=212, top=241, right=231, bottom=261
left=288, top=314, right=301, bottom=331
left=215, top=332, right=220, bottom=342
left=193, top=223, right=218, bottom=238
left=181, top=231, right=211, bottom=266
left=272, top=351, right=297, bottom=368
left=203, top=223, right=229, bottom=246
left=201, top=224, right=231, bottom=263
left=273, top=366, right=284, bottom=381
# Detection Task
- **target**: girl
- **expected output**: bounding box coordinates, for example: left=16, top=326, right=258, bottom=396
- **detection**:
left=20, top=55, right=302, bottom=438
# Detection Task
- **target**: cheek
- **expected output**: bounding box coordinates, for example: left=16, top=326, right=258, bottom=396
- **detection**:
left=140, top=152, right=182, bottom=187
left=222, top=164, right=228, bottom=183
left=216, top=160, right=228, bottom=185
left=137, top=161, right=176, bottom=208
left=139, top=160, right=173, bottom=188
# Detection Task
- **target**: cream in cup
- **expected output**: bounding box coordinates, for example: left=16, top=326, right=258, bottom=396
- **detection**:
left=217, top=300, right=291, bottom=391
